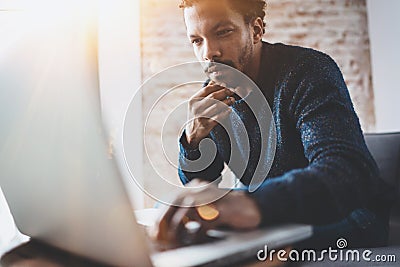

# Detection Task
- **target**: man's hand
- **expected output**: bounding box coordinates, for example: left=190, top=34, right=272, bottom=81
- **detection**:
left=153, top=180, right=262, bottom=248
left=185, top=82, right=236, bottom=148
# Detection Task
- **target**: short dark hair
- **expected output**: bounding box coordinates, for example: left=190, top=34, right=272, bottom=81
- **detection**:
left=179, top=0, right=267, bottom=34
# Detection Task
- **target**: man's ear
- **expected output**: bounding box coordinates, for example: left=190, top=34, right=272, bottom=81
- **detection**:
left=252, top=17, right=264, bottom=44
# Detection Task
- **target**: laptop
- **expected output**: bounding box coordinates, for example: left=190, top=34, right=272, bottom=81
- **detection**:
left=0, top=8, right=312, bottom=267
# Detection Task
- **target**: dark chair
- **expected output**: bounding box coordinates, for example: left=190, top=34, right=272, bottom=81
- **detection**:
left=364, top=132, right=400, bottom=246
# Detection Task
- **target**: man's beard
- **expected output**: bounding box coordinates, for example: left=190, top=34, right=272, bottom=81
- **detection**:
left=238, top=39, right=253, bottom=76
left=203, top=40, right=253, bottom=89
left=203, top=59, right=236, bottom=73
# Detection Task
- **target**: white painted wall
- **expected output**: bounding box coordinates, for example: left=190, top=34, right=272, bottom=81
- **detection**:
left=367, top=0, right=400, bottom=132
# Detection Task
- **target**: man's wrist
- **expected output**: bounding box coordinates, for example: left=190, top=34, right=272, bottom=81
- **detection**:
left=179, top=132, right=201, bottom=160
left=185, top=134, right=200, bottom=149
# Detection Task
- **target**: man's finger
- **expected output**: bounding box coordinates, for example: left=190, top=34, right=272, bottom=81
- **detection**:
left=193, top=83, right=224, bottom=98
left=206, top=88, right=234, bottom=101
left=198, top=98, right=234, bottom=120
left=190, top=93, right=234, bottom=115
left=168, top=206, right=191, bottom=244
left=157, top=206, right=178, bottom=242
left=156, top=195, right=186, bottom=242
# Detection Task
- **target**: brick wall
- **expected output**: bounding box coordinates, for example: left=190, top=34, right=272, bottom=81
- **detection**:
left=265, top=0, right=374, bottom=130
left=140, top=0, right=375, bottom=205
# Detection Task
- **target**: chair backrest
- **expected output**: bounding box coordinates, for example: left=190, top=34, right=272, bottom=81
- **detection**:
left=364, top=132, right=400, bottom=189
left=364, top=132, right=400, bottom=245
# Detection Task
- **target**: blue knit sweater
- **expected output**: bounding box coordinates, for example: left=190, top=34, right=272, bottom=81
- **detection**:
left=178, top=42, right=391, bottom=226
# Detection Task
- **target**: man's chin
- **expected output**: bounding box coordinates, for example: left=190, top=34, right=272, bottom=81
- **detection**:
left=209, top=76, right=229, bottom=88
left=209, top=71, right=224, bottom=81
left=209, top=72, right=241, bottom=89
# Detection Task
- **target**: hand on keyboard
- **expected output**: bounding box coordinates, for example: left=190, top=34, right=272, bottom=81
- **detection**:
left=152, top=179, right=261, bottom=249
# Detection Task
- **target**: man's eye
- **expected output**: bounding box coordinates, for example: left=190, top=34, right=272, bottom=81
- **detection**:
left=191, top=39, right=203, bottom=46
left=217, top=29, right=233, bottom=37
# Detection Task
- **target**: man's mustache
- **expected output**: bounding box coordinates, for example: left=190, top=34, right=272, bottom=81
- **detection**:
left=204, top=60, right=236, bottom=73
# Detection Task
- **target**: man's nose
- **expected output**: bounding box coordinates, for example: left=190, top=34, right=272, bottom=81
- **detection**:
left=203, top=40, right=222, bottom=61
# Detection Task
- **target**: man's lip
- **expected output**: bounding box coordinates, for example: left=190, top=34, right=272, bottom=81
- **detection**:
left=206, top=65, right=224, bottom=74
left=206, top=65, right=217, bottom=73
left=208, top=69, right=223, bottom=77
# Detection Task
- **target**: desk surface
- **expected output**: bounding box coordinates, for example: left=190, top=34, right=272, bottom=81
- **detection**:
left=0, top=240, right=287, bottom=267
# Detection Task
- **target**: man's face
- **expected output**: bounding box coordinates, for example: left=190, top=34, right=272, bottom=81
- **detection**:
left=184, top=0, right=255, bottom=82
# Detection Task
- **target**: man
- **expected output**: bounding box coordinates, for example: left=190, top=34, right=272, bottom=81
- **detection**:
left=155, top=0, right=393, bottom=249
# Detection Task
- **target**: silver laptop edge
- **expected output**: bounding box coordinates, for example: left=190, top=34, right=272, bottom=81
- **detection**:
left=0, top=9, right=311, bottom=267
left=0, top=10, right=152, bottom=267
